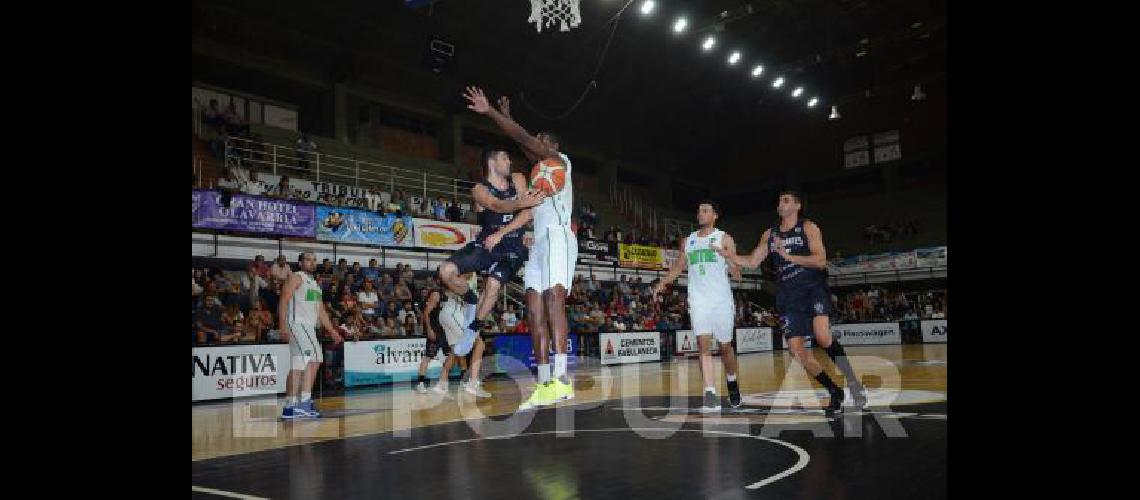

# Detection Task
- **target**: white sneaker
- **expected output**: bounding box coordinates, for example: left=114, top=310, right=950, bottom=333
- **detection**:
left=431, top=383, right=452, bottom=399
left=463, top=381, right=491, bottom=398
left=415, top=381, right=428, bottom=394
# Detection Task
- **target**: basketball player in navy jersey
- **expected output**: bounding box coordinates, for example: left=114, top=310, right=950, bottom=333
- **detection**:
left=436, top=147, right=543, bottom=397
left=714, top=191, right=867, bottom=413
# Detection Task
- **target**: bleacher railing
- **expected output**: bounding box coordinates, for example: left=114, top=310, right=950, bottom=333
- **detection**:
left=222, top=135, right=475, bottom=208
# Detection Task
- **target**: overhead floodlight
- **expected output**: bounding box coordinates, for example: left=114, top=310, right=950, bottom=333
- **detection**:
left=673, top=17, right=688, bottom=33
left=912, top=84, right=927, bottom=101
left=807, top=97, right=819, bottom=108
left=772, top=76, right=785, bottom=88
left=640, top=1, right=655, bottom=16
left=702, top=36, right=716, bottom=51
left=727, top=51, right=741, bottom=65
left=792, top=87, right=804, bottom=98
left=751, top=65, right=764, bottom=77
left=829, top=105, right=840, bottom=120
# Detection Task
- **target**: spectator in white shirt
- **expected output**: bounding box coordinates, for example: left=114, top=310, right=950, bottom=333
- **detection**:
left=357, top=280, right=380, bottom=318
left=502, top=305, right=519, bottom=329
left=241, top=169, right=265, bottom=196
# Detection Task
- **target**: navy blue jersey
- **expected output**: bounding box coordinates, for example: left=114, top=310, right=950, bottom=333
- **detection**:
left=475, top=179, right=525, bottom=245
left=769, top=219, right=827, bottom=286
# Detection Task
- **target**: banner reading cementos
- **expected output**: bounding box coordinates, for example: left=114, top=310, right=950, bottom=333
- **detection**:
left=192, top=189, right=315, bottom=237
left=316, top=206, right=414, bottom=246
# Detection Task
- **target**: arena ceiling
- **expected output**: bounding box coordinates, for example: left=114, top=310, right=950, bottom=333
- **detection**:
left=193, top=0, right=946, bottom=179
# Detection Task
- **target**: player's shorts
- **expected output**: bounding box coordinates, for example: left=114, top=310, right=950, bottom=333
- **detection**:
left=423, top=310, right=452, bottom=358
left=775, top=280, right=832, bottom=340
left=439, top=299, right=478, bottom=356
left=445, top=242, right=495, bottom=275
left=424, top=333, right=451, bottom=359
left=486, top=238, right=528, bottom=283
left=524, top=225, right=578, bottom=293
left=688, top=301, right=735, bottom=344
left=288, top=323, right=324, bottom=366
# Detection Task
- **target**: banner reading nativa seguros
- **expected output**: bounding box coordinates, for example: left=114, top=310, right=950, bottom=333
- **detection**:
left=192, top=344, right=292, bottom=402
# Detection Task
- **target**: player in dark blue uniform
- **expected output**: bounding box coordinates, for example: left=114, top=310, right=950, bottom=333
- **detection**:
left=437, top=148, right=542, bottom=397
left=715, top=191, right=867, bottom=413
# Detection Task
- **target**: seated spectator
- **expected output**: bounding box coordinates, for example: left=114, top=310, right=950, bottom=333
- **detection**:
left=245, top=299, right=272, bottom=341
left=194, top=300, right=225, bottom=345
left=340, top=309, right=368, bottom=342
left=515, top=320, right=529, bottom=333
left=357, top=280, right=379, bottom=317
left=383, top=301, right=400, bottom=321
left=501, top=305, right=519, bottom=330
left=403, top=314, right=422, bottom=336
left=398, top=300, right=417, bottom=325
left=362, top=259, right=382, bottom=283
left=275, top=176, right=293, bottom=200
left=333, top=259, right=349, bottom=281
left=446, top=202, right=462, bottom=222
left=192, top=271, right=204, bottom=298
left=394, top=279, right=413, bottom=301
left=342, top=274, right=359, bottom=296
left=382, top=317, right=400, bottom=337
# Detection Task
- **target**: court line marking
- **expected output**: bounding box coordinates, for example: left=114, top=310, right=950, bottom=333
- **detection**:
left=191, top=485, right=268, bottom=499
left=387, top=427, right=810, bottom=490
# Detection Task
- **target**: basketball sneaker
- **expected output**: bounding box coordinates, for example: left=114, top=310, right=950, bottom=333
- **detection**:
left=280, top=405, right=299, bottom=420
left=727, top=380, right=742, bottom=408
left=415, top=381, right=429, bottom=394
left=701, top=390, right=721, bottom=413
left=551, top=378, right=574, bottom=401
left=518, top=381, right=558, bottom=410
left=463, top=380, right=491, bottom=398
left=298, top=399, right=321, bottom=418
left=825, top=388, right=845, bottom=414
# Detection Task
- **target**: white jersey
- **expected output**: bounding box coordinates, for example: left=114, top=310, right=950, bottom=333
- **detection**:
left=286, top=271, right=322, bottom=328
left=532, top=152, right=573, bottom=230
left=684, top=229, right=733, bottom=309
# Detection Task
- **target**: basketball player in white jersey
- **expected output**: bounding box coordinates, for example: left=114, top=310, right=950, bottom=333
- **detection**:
left=416, top=273, right=477, bottom=398
left=464, top=87, right=577, bottom=409
left=653, top=201, right=744, bottom=412
left=279, top=252, right=345, bottom=420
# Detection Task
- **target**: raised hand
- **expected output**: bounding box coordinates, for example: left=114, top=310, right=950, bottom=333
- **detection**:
left=464, top=86, right=492, bottom=114
left=497, top=95, right=511, bottom=117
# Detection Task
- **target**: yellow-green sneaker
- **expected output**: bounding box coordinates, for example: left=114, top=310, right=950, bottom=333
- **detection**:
left=552, top=378, right=574, bottom=402
left=518, top=381, right=558, bottom=411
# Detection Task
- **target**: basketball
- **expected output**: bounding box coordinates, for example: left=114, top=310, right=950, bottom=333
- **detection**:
left=528, top=157, right=567, bottom=195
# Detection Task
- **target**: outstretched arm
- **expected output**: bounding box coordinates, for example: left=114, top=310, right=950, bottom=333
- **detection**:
left=464, top=86, right=558, bottom=161
left=714, top=229, right=771, bottom=270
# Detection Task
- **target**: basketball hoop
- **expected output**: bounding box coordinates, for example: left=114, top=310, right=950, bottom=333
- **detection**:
left=528, top=0, right=581, bottom=33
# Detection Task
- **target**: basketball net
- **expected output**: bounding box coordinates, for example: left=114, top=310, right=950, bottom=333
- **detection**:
left=528, top=0, right=581, bottom=33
